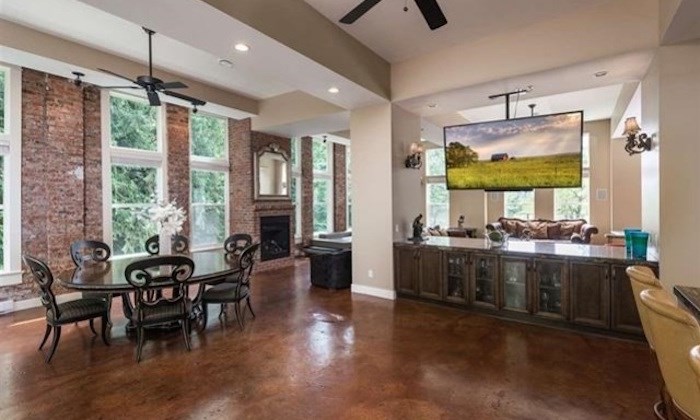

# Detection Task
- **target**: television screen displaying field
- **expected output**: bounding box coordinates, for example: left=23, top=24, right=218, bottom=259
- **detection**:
left=443, top=111, right=583, bottom=190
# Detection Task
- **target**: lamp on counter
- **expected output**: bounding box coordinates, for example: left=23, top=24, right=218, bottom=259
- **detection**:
left=622, top=117, right=653, bottom=155
left=405, top=142, right=424, bottom=169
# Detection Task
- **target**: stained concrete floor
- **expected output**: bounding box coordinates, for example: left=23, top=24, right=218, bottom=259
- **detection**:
left=0, top=260, right=659, bottom=419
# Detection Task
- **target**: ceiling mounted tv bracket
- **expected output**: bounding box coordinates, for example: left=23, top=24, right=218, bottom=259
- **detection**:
left=488, top=86, right=533, bottom=120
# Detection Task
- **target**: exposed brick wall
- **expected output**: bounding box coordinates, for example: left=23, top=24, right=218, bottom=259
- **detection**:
left=300, top=136, right=313, bottom=245
left=333, top=143, right=347, bottom=232
left=166, top=104, right=190, bottom=237
left=229, top=118, right=255, bottom=237
left=83, top=85, right=103, bottom=240
left=12, top=70, right=86, bottom=301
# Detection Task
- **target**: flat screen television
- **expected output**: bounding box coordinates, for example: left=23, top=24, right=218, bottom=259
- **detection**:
left=443, top=111, right=583, bottom=191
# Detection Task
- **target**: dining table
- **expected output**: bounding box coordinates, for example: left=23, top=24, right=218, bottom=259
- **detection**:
left=57, top=249, right=241, bottom=330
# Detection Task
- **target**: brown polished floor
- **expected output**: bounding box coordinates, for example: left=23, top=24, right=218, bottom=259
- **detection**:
left=0, top=260, right=659, bottom=419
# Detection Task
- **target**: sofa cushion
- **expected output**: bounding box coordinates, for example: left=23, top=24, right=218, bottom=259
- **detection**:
left=547, top=223, right=561, bottom=239
left=527, top=221, right=549, bottom=239
left=559, top=220, right=585, bottom=239
left=498, top=218, right=520, bottom=235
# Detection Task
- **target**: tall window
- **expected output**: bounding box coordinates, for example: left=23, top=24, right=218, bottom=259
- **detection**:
left=425, top=148, right=449, bottom=228
left=190, top=112, right=229, bottom=248
left=555, top=133, right=591, bottom=220
left=0, top=64, right=21, bottom=284
left=312, top=138, right=333, bottom=234
left=291, top=138, right=302, bottom=239
left=504, top=191, right=535, bottom=220
left=346, top=147, right=352, bottom=229
left=104, top=92, right=164, bottom=256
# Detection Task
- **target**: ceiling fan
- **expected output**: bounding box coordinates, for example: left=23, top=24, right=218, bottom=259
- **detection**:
left=98, top=27, right=206, bottom=110
left=340, top=0, right=447, bottom=30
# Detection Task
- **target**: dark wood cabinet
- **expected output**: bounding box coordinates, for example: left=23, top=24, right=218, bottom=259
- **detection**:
left=395, top=246, right=419, bottom=295
left=418, top=248, right=443, bottom=300
left=570, top=262, right=610, bottom=329
left=532, top=258, right=569, bottom=320
left=393, top=242, right=653, bottom=338
left=471, top=253, right=499, bottom=309
left=444, top=252, right=469, bottom=304
left=610, top=264, right=643, bottom=335
left=500, top=256, right=531, bottom=313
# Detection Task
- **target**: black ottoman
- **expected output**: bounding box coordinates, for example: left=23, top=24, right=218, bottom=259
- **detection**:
left=304, top=247, right=352, bottom=289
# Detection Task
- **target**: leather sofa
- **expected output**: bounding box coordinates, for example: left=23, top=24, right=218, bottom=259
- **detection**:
left=486, top=217, right=598, bottom=244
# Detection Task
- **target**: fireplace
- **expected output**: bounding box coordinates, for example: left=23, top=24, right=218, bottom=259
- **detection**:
left=260, top=215, right=291, bottom=261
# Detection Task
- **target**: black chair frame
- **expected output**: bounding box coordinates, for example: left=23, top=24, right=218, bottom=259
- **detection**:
left=23, top=255, right=110, bottom=363
left=145, top=234, right=189, bottom=256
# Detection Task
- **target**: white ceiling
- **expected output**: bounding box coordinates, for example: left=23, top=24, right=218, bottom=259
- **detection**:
left=305, top=0, right=608, bottom=63
left=458, top=84, right=624, bottom=123
left=395, top=50, right=655, bottom=123
left=0, top=0, right=292, bottom=100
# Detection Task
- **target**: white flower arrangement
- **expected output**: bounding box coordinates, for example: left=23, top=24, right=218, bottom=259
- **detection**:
left=149, top=200, right=187, bottom=236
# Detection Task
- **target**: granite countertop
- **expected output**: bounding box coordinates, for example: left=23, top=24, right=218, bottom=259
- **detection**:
left=396, top=236, right=658, bottom=264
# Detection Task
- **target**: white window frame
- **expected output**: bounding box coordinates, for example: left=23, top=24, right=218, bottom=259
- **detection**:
left=0, top=64, right=22, bottom=285
left=189, top=111, right=230, bottom=251
left=291, top=137, right=302, bottom=241
left=425, top=148, right=449, bottom=229
left=102, top=91, right=167, bottom=259
left=312, top=137, right=334, bottom=235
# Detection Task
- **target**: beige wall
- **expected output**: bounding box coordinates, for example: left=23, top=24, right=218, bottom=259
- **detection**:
left=656, top=42, right=700, bottom=288
left=586, top=120, right=612, bottom=244
left=391, top=105, right=424, bottom=240
left=610, top=137, right=642, bottom=230
left=350, top=104, right=394, bottom=295
left=449, top=190, right=487, bottom=236
left=641, top=56, right=661, bottom=248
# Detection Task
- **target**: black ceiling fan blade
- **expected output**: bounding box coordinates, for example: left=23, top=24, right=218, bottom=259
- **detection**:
left=97, top=68, right=140, bottom=85
left=156, top=81, right=188, bottom=90
left=162, top=90, right=206, bottom=106
left=147, top=91, right=161, bottom=106
left=339, top=0, right=383, bottom=24
left=414, top=0, right=447, bottom=30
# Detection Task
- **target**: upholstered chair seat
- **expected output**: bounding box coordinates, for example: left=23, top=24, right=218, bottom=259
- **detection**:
left=641, top=289, right=700, bottom=418
left=47, top=298, right=109, bottom=323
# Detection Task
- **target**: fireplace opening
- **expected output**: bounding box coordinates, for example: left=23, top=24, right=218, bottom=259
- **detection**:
left=260, top=215, right=291, bottom=261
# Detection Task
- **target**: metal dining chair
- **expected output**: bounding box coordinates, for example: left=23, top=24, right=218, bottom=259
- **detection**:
left=23, top=255, right=110, bottom=363
left=70, top=240, right=117, bottom=324
left=200, top=243, right=259, bottom=331
left=224, top=233, right=253, bottom=255
left=144, top=234, right=190, bottom=255
left=124, top=255, right=195, bottom=362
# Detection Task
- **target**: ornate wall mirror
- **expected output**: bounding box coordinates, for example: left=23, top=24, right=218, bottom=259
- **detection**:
left=254, top=143, right=291, bottom=200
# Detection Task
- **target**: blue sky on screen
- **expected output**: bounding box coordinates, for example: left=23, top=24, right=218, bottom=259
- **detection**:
left=444, top=112, right=582, bottom=160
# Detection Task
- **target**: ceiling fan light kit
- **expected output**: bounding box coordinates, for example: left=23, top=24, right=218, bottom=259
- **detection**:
left=340, top=0, right=447, bottom=30
left=97, top=27, right=206, bottom=109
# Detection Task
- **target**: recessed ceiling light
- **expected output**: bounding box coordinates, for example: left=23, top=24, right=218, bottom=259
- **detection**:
left=234, top=43, right=250, bottom=52
left=328, top=87, right=340, bottom=94
left=427, top=103, right=437, bottom=109
left=218, top=58, right=233, bottom=68
left=594, top=70, right=608, bottom=78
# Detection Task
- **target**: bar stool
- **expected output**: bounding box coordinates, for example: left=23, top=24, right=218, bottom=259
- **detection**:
left=641, top=289, right=700, bottom=419
left=626, top=266, right=668, bottom=350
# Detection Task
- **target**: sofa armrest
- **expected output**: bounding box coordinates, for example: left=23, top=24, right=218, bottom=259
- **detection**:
left=578, top=224, right=599, bottom=244
left=486, top=222, right=503, bottom=232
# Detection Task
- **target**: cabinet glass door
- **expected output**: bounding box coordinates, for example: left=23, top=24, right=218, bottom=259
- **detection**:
left=472, top=254, right=497, bottom=307
left=502, top=258, right=529, bottom=312
left=445, top=253, right=468, bottom=302
left=535, top=260, right=567, bottom=318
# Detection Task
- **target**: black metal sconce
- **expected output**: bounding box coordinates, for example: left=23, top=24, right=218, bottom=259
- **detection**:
left=622, top=117, right=653, bottom=155
left=405, top=142, right=424, bottom=169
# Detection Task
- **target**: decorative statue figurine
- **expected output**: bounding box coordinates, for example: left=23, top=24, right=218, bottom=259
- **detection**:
left=411, top=214, right=425, bottom=242
left=457, top=215, right=465, bottom=228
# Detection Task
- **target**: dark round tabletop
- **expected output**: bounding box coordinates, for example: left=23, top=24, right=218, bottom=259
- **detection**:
left=57, top=249, right=240, bottom=292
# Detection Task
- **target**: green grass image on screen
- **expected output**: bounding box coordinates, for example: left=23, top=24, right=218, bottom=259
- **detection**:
left=446, top=154, right=581, bottom=190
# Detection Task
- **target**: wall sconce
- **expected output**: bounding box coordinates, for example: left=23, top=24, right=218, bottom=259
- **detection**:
left=405, top=142, right=424, bottom=169
left=622, top=117, right=653, bottom=155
